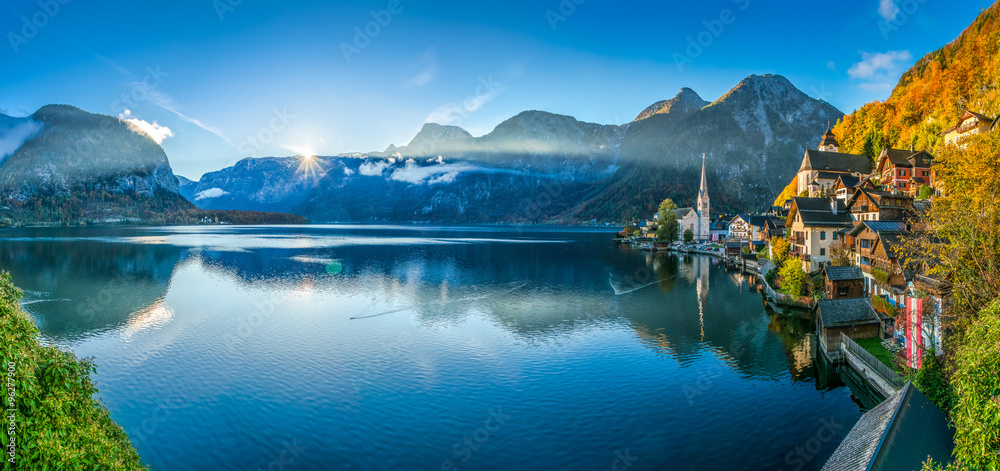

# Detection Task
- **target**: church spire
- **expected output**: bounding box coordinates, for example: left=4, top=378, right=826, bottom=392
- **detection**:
left=699, top=153, right=708, bottom=198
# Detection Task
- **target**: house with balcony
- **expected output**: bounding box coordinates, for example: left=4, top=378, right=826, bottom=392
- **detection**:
left=875, top=148, right=934, bottom=194
left=845, top=188, right=916, bottom=222
left=784, top=197, right=854, bottom=272
left=728, top=214, right=751, bottom=240
left=941, top=109, right=996, bottom=146
left=848, top=221, right=913, bottom=306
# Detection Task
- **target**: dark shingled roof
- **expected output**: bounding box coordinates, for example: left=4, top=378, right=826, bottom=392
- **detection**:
left=820, top=128, right=839, bottom=148
left=824, top=266, right=863, bottom=282
left=817, top=298, right=879, bottom=328
left=790, top=197, right=853, bottom=227
left=676, top=208, right=694, bottom=218
left=799, top=150, right=873, bottom=174
left=835, top=174, right=861, bottom=189
left=812, top=171, right=845, bottom=182
left=823, top=383, right=955, bottom=471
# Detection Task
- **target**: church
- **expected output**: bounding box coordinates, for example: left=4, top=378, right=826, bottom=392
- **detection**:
left=676, top=154, right=711, bottom=241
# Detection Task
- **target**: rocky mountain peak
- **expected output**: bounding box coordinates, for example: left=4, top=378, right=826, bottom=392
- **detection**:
left=634, top=88, right=709, bottom=121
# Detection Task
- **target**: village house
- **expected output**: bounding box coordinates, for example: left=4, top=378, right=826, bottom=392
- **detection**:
left=941, top=109, right=996, bottom=146
left=785, top=197, right=854, bottom=272
left=795, top=130, right=873, bottom=197
left=832, top=174, right=874, bottom=202
left=823, top=266, right=865, bottom=299
left=847, top=221, right=908, bottom=297
left=816, top=297, right=881, bottom=359
left=874, top=148, right=934, bottom=194
left=709, top=219, right=730, bottom=242
left=845, top=188, right=916, bottom=222
left=728, top=214, right=751, bottom=240
left=763, top=218, right=785, bottom=240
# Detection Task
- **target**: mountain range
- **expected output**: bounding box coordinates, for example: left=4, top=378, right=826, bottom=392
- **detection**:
left=180, top=74, right=844, bottom=223
left=0, top=74, right=842, bottom=225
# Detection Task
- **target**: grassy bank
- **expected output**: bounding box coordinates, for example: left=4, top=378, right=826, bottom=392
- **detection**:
left=0, top=272, right=147, bottom=470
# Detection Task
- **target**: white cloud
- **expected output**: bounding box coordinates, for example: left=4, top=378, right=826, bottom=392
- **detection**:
left=848, top=50, right=912, bottom=80
left=389, top=159, right=478, bottom=185
left=0, top=119, right=43, bottom=162
left=359, top=160, right=391, bottom=176
left=879, top=0, right=899, bottom=22
left=404, top=68, right=437, bottom=88
left=343, top=167, right=355, bottom=176
left=195, top=188, right=229, bottom=200
left=120, top=110, right=174, bottom=144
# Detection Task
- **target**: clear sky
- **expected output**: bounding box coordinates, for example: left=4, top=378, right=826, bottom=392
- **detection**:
left=0, top=0, right=993, bottom=178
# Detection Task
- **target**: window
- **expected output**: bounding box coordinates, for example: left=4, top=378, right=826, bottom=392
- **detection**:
left=833, top=232, right=838, bottom=240
left=820, top=231, right=826, bottom=240
left=837, top=286, right=848, bottom=296
left=820, top=248, right=826, bottom=256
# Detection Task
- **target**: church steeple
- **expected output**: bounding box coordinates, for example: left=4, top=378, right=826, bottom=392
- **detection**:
left=699, top=153, right=708, bottom=198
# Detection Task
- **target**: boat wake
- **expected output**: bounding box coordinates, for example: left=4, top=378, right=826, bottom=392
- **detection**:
left=351, top=282, right=529, bottom=320
left=609, top=276, right=674, bottom=296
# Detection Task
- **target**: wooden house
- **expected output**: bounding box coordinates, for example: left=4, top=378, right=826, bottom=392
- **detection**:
left=816, top=298, right=881, bottom=359
left=941, top=109, right=996, bottom=146
left=784, top=197, right=854, bottom=272
left=823, top=266, right=865, bottom=299
left=845, top=188, right=915, bottom=222
left=875, top=149, right=934, bottom=194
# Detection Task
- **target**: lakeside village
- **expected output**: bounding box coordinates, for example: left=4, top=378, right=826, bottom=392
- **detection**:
left=615, top=110, right=999, bottom=469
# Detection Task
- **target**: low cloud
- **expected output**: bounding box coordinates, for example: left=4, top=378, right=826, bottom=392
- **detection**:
left=0, top=118, right=43, bottom=163
left=343, top=167, right=355, bottom=176
left=195, top=188, right=229, bottom=200
left=120, top=110, right=174, bottom=144
left=879, top=0, right=899, bottom=22
left=389, top=159, right=479, bottom=184
left=848, top=50, right=912, bottom=80
left=359, top=160, right=391, bottom=176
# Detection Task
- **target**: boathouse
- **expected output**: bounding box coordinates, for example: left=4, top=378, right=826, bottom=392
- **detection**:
left=816, top=298, right=880, bottom=360
left=822, top=382, right=954, bottom=470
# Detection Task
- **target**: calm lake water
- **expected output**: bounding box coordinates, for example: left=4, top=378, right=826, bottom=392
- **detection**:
left=0, top=225, right=872, bottom=470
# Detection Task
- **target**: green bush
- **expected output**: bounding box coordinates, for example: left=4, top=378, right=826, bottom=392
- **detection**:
left=947, top=299, right=1000, bottom=470
left=0, top=272, right=147, bottom=470
left=778, top=259, right=807, bottom=297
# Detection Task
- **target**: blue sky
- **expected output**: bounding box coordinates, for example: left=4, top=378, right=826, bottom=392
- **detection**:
left=0, top=0, right=993, bottom=178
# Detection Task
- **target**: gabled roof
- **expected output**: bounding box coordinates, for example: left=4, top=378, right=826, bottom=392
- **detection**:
left=676, top=207, right=695, bottom=218
left=845, top=188, right=915, bottom=211
left=799, top=150, right=873, bottom=174
left=877, top=149, right=934, bottom=172
left=748, top=215, right=772, bottom=228
left=812, top=171, right=845, bottom=182
left=786, top=197, right=853, bottom=228
left=877, top=232, right=910, bottom=260
left=730, top=214, right=751, bottom=226
left=817, top=298, right=879, bottom=328
left=822, top=383, right=954, bottom=471
left=848, top=221, right=908, bottom=238
left=834, top=174, right=861, bottom=190
left=942, top=109, right=997, bottom=134
left=824, top=266, right=863, bottom=282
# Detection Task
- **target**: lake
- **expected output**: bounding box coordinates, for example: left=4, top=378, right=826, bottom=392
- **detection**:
left=0, top=225, right=871, bottom=470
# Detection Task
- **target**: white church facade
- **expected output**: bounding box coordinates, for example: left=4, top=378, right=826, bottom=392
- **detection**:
left=676, top=154, right=711, bottom=242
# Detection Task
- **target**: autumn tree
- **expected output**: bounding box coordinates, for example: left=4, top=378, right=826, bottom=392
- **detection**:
left=778, top=259, right=807, bottom=297
left=770, top=237, right=790, bottom=265
left=656, top=198, right=679, bottom=242
left=829, top=241, right=852, bottom=267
